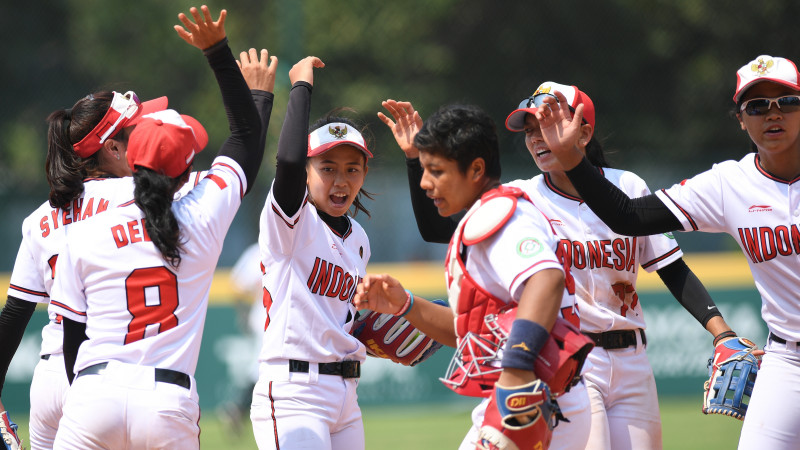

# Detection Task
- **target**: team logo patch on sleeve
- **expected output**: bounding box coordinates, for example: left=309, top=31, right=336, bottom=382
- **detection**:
left=516, top=237, right=543, bottom=258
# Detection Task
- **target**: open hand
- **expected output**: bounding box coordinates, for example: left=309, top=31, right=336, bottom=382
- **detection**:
left=175, top=5, right=227, bottom=51
left=238, top=48, right=279, bottom=93
left=378, top=100, right=423, bottom=159
left=535, top=90, right=585, bottom=170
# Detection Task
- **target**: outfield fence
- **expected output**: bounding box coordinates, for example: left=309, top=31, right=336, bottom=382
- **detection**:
left=2, top=251, right=764, bottom=412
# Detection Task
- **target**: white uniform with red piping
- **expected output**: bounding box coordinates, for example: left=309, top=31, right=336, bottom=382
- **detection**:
left=444, top=186, right=591, bottom=450
left=48, top=158, right=245, bottom=449
left=655, top=153, right=800, bottom=449
left=507, top=168, right=681, bottom=449
left=251, top=182, right=369, bottom=450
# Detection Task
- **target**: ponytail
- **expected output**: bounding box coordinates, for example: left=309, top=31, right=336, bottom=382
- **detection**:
left=45, top=92, right=113, bottom=209
left=133, top=167, right=186, bottom=268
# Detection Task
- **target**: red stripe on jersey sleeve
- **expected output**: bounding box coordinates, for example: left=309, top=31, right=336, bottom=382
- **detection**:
left=206, top=174, right=228, bottom=190
left=8, top=284, right=48, bottom=298
left=641, top=246, right=681, bottom=269
left=659, top=189, right=698, bottom=231
left=49, top=300, right=87, bottom=316
left=211, top=162, right=245, bottom=198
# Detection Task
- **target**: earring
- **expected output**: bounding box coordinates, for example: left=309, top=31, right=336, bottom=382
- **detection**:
left=116, top=153, right=120, bottom=160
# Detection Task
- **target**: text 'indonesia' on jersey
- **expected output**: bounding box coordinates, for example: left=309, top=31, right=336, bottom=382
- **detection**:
left=306, top=256, right=362, bottom=302
left=557, top=236, right=638, bottom=273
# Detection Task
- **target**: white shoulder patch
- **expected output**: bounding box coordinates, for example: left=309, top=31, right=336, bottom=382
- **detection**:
left=462, top=196, right=517, bottom=245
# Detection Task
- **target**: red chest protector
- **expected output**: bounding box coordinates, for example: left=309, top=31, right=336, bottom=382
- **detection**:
left=446, top=186, right=559, bottom=338
left=440, top=186, right=590, bottom=398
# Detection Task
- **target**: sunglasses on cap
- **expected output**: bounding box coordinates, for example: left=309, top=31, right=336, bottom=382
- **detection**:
left=99, top=91, right=142, bottom=143
left=521, top=93, right=563, bottom=110
left=740, top=95, right=800, bottom=116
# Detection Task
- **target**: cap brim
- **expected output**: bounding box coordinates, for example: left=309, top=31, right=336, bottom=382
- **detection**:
left=308, top=140, right=373, bottom=158
left=734, top=79, right=800, bottom=102
left=505, top=108, right=539, bottom=132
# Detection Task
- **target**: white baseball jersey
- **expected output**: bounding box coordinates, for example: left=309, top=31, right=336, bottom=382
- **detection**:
left=8, top=177, right=137, bottom=356
left=507, top=168, right=682, bottom=333
left=48, top=156, right=246, bottom=376
left=257, top=182, right=369, bottom=364
left=446, top=195, right=571, bottom=312
left=655, top=153, right=800, bottom=341
left=230, top=242, right=268, bottom=335
left=446, top=190, right=591, bottom=447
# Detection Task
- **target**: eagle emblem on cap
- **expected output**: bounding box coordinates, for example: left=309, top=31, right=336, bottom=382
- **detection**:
left=752, top=57, right=774, bottom=75
left=329, top=125, right=348, bottom=139
left=533, top=85, right=553, bottom=97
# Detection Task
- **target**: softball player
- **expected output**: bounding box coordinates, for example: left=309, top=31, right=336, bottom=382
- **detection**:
left=47, top=7, right=274, bottom=449
left=250, top=56, right=373, bottom=450
left=359, top=103, right=588, bottom=450
left=538, top=55, right=800, bottom=450
left=382, top=91, right=740, bottom=449
left=1, top=83, right=167, bottom=450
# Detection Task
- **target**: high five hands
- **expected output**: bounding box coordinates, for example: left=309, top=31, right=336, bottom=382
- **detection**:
left=378, top=100, right=424, bottom=159
left=535, top=90, right=586, bottom=170
left=175, top=5, right=227, bottom=51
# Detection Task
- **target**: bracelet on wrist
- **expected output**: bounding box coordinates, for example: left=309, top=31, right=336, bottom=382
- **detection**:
left=713, top=330, right=737, bottom=346
left=396, top=290, right=414, bottom=317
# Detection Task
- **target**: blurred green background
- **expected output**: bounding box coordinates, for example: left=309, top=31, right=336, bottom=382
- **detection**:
left=3, top=0, right=799, bottom=266
left=0, top=1, right=783, bottom=448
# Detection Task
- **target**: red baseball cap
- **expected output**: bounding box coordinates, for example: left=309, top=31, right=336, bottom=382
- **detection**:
left=72, top=91, right=168, bottom=158
left=734, top=55, right=800, bottom=102
left=126, top=109, right=208, bottom=178
left=308, top=122, right=373, bottom=158
left=505, top=81, right=595, bottom=132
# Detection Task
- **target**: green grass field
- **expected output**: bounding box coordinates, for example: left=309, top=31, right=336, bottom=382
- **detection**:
left=11, top=397, right=742, bottom=449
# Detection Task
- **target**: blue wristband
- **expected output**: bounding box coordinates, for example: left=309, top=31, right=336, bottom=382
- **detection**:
left=501, top=319, right=550, bottom=370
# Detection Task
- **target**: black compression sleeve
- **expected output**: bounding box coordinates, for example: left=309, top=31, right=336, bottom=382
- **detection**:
left=62, top=318, right=88, bottom=385
left=405, top=157, right=458, bottom=243
left=565, top=157, right=683, bottom=235
left=252, top=89, right=275, bottom=183
left=203, top=38, right=264, bottom=192
left=273, top=82, right=312, bottom=217
left=656, top=258, right=722, bottom=327
left=0, top=297, right=36, bottom=395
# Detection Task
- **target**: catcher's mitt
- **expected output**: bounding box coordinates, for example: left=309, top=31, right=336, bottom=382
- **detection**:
left=476, top=379, right=563, bottom=450
left=0, top=411, right=21, bottom=450
left=703, top=337, right=761, bottom=420
left=351, top=299, right=446, bottom=366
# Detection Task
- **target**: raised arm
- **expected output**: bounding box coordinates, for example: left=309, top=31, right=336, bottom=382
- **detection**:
left=379, top=100, right=457, bottom=243
left=535, top=89, right=682, bottom=235
left=272, top=56, right=325, bottom=216
left=175, top=6, right=263, bottom=192
left=238, top=47, right=278, bottom=183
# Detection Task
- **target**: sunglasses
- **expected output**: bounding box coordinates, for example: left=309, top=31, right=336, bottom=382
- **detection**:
left=99, top=91, right=142, bottom=143
left=740, top=95, right=800, bottom=116
left=520, top=93, right=559, bottom=110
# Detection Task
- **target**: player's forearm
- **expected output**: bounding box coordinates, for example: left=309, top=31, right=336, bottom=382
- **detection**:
left=565, top=157, right=682, bottom=235
left=515, top=269, right=565, bottom=332
left=657, top=258, right=723, bottom=327
left=405, top=157, right=457, bottom=243
left=0, top=296, right=36, bottom=395
left=403, top=297, right=457, bottom=347
left=205, top=38, right=264, bottom=188
left=273, top=82, right=312, bottom=216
